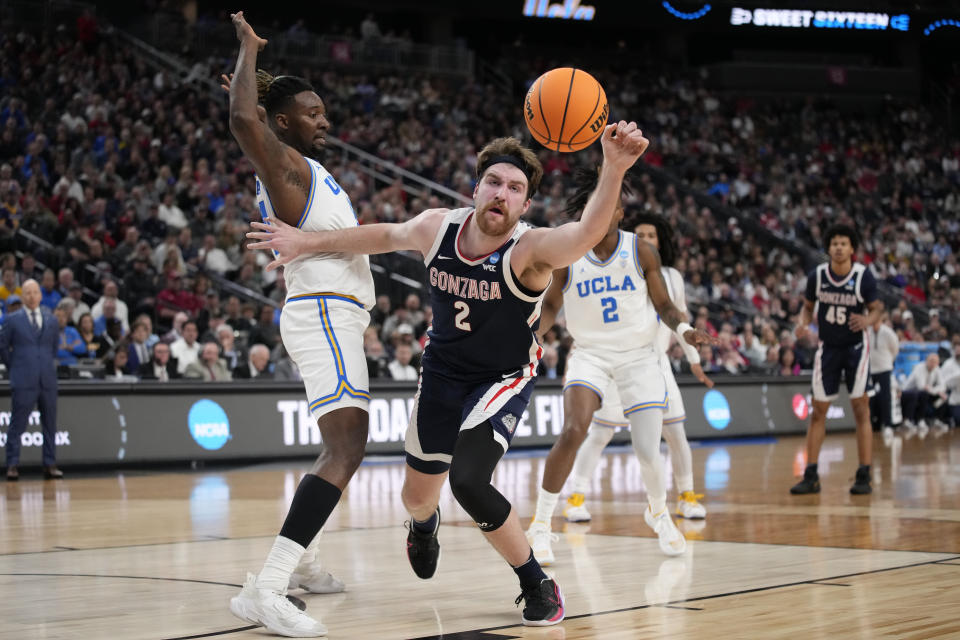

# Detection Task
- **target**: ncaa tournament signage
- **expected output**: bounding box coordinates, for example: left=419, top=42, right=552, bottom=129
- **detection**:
left=729, top=7, right=910, bottom=31
left=0, top=378, right=855, bottom=466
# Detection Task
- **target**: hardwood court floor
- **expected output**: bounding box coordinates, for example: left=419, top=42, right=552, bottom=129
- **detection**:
left=1, top=430, right=958, bottom=639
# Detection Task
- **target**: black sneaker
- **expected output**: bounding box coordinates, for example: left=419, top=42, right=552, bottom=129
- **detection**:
left=790, top=468, right=821, bottom=494
left=515, top=578, right=564, bottom=627
left=850, top=466, right=872, bottom=495
left=405, top=508, right=440, bottom=579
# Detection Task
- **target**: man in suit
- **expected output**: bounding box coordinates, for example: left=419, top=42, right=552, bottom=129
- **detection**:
left=126, top=321, right=152, bottom=374
left=184, top=341, right=232, bottom=381
left=0, top=279, right=62, bottom=480
left=138, top=341, right=181, bottom=382
left=232, top=343, right=273, bottom=379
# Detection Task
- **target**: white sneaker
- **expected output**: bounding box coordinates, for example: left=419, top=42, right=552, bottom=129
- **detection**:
left=901, top=421, right=917, bottom=440
left=288, top=562, right=346, bottom=594
left=918, top=421, right=930, bottom=439
left=562, top=494, right=592, bottom=522
left=644, top=507, right=687, bottom=556
left=882, top=426, right=895, bottom=446
left=230, top=573, right=328, bottom=637
left=526, top=521, right=558, bottom=566
left=675, top=491, right=707, bottom=519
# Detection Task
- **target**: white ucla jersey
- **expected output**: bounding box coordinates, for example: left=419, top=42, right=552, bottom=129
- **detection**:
left=256, top=156, right=375, bottom=308
left=561, top=230, right=659, bottom=352
left=655, top=266, right=687, bottom=354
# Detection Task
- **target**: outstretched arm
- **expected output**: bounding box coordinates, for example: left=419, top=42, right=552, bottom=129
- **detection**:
left=637, top=239, right=716, bottom=348
left=512, top=121, right=649, bottom=291
left=246, top=209, right=448, bottom=271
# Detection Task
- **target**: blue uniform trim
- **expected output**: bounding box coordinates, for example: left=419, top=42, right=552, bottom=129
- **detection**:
left=286, top=292, right=365, bottom=309
left=623, top=391, right=669, bottom=415
left=305, top=298, right=370, bottom=412
left=563, top=379, right=604, bottom=401
left=585, top=231, right=622, bottom=266
left=561, top=266, right=572, bottom=294
left=633, top=236, right=645, bottom=279
left=592, top=416, right=628, bottom=429
left=296, top=160, right=318, bottom=229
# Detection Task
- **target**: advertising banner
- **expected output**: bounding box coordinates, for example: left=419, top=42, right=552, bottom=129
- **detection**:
left=0, top=378, right=854, bottom=465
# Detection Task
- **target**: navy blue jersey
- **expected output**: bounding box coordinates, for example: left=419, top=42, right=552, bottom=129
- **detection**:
left=805, top=262, right=877, bottom=347
left=421, top=208, right=545, bottom=383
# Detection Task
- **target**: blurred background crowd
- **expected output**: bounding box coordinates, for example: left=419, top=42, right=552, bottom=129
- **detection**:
left=0, top=3, right=957, bottom=401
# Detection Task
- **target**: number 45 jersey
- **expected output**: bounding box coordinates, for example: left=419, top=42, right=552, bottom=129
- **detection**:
left=421, top=208, right=546, bottom=383
left=562, top=230, right=660, bottom=354
left=805, top=262, right=877, bottom=347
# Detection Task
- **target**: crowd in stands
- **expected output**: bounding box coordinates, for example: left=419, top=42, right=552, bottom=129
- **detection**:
left=0, top=14, right=957, bottom=390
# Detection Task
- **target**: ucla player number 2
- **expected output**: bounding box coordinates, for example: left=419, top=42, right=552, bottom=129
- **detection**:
left=600, top=297, right=619, bottom=323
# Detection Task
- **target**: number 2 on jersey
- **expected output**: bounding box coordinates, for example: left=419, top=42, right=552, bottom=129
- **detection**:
left=454, top=300, right=472, bottom=331
left=601, top=297, right=619, bottom=323
left=825, top=305, right=847, bottom=325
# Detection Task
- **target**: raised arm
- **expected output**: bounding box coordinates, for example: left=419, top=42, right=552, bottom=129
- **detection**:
left=535, top=267, right=568, bottom=341
left=512, top=121, right=649, bottom=290
left=226, top=12, right=309, bottom=226
left=637, top=239, right=715, bottom=348
left=247, top=209, right=449, bottom=271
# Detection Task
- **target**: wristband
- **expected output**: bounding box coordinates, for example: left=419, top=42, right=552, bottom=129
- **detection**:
left=676, top=322, right=693, bottom=339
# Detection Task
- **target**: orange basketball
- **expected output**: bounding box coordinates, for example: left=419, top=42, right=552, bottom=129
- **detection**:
left=524, top=67, right=608, bottom=153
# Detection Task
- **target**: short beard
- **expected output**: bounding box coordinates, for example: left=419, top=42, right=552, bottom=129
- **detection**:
left=476, top=200, right=514, bottom=236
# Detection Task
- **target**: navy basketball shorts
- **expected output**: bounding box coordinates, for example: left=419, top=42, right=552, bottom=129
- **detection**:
left=404, top=366, right=537, bottom=474
left=812, top=336, right=870, bottom=402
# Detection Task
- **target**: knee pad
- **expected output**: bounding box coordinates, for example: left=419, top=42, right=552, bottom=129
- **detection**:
left=449, top=422, right=512, bottom=532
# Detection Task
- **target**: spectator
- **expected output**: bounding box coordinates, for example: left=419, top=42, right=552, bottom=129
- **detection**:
left=91, top=279, right=130, bottom=333
left=369, top=294, right=392, bottom=328
left=248, top=304, right=280, bottom=349
left=134, top=313, right=160, bottom=349
left=162, top=311, right=189, bottom=344
left=126, top=321, right=152, bottom=374
left=224, top=295, right=254, bottom=332
left=95, top=318, right=124, bottom=359
left=170, top=320, right=201, bottom=375
left=17, top=252, right=40, bottom=284
left=55, top=268, right=74, bottom=298
left=777, top=348, right=800, bottom=376
left=537, top=345, right=560, bottom=379
left=36, top=269, right=61, bottom=311
left=364, top=326, right=390, bottom=378
left=123, top=257, right=158, bottom=314
left=902, top=354, right=947, bottom=434
left=76, top=312, right=98, bottom=357
left=103, top=348, right=137, bottom=381
left=158, top=191, right=188, bottom=230
left=93, top=298, right=125, bottom=337
left=216, top=324, right=244, bottom=371
left=54, top=300, right=86, bottom=367
left=156, top=273, right=201, bottom=323
left=272, top=342, right=301, bottom=381
left=184, top=341, right=232, bottom=381
left=66, top=283, right=90, bottom=323
left=198, top=233, right=233, bottom=274
left=0, top=267, right=21, bottom=306
left=868, top=313, right=900, bottom=436
left=387, top=343, right=417, bottom=381
left=233, top=343, right=274, bottom=379
left=941, top=339, right=960, bottom=429
left=138, top=341, right=180, bottom=381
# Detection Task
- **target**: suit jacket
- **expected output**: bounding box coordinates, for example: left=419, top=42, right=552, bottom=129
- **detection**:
left=184, top=358, right=232, bottom=381
left=232, top=363, right=274, bottom=380
left=137, top=359, right=181, bottom=381
left=126, top=341, right=151, bottom=374
left=0, top=307, right=59, bottom=389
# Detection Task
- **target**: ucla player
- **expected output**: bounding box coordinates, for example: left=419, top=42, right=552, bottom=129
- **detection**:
left=525, top=170, right=715, bottom=564
left=248, top=125, right=651, bottom=627
left=791, top=224, right=882, bottom=496
left=558, top=212, right=715, bottom=529
left=224, top=13, right=372, bottom=637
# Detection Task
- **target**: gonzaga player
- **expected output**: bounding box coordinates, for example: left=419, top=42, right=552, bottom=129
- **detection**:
left=791, top=224, right=882, bottom=496
left=525, top=169, right=715, bottom=564
left=223, top=13, right=374, bottom=638
left=560, top=212, right=715, bottom=527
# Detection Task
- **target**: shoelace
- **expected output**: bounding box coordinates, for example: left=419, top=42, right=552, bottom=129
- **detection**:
left=681, top=492, right=704, bottom=503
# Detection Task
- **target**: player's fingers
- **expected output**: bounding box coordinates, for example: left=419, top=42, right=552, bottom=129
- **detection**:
left=245, top=240, right=274, bottom=250
left=266, top=215, right=289, bottom=228
left=621, top=121, right=638, bottom=134
left=601, top=123, right=617, bottom=140
left=265, top=259, right=282, bottom=272
left=249, top=221, right=273, bottom=232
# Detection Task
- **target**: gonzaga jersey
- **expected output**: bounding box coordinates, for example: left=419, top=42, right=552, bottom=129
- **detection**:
left=256, top=156, right=375, bottom=309
left=562, top=230, right=659, bottom=351
left=805, top=262, right=877, bottom=347
left=422, top=208, right=545, bottom=382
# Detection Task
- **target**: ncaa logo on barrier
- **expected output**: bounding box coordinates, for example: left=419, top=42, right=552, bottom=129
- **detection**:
left=792, top=393, right=810, bottom=420
left=188, top=399, right=231, bottom=450
left=702, top=390, right=731, bottom=430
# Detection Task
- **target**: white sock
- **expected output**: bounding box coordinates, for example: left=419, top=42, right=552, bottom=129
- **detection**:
left=570, top=425, right=615, bottom=495
left=628, top=408, right=667, bottom=515
left=534, top=488, right=560, bottom=527
left=256, top=535, right=305, bottom=592
left=298, top=528, right=323, bottom=567
left=662, top=420, right=694, bottom=494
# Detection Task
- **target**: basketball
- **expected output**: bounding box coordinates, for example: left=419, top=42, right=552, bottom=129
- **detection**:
left=524, top=67, right=609, bottom=153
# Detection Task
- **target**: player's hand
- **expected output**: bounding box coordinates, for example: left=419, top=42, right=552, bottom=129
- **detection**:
left=600, top=120, right=649, bottom=172
left=683, top=328, right=719, bottom=347
left=690, top=363, right=715, bottom=389
left=246, top=216, right=308, bottom=271
left=231, top=11, right=267, bottom=50
left=848, top=313, right=868, bottom=332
